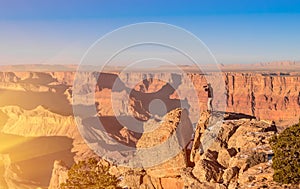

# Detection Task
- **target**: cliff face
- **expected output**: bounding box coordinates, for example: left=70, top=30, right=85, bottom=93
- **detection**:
left=0, top=70, right=299, bottom=188
left=48, top=160, right=69, bottom=189
left=0, top=71, right=299, bottom=124
left=223, top=73, right=300, bottom=124
left=72, top=71, right=300, bottom=124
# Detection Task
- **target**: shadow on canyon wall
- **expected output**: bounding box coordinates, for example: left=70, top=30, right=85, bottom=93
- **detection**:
left=0, top=72, right=189, bottom=118
left=78, top=73, right=192, bottom=147
left=96, top=73, right=190, bottom=119
left=0, top=110, right=75, bottom=188
left=0, top=134, right=75, bottom=187
left=129, top=74, right=190, bottom=119
left=19, top=72, right=57, bottom=85
left=222, top=112, right=256, bottom=120
left=0, top=88, right=72, bottom=116
left=81, top=116, right=143, bottom=148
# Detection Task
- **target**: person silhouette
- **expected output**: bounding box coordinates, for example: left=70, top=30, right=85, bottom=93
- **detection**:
left=204, top=83, right=213, bottom=112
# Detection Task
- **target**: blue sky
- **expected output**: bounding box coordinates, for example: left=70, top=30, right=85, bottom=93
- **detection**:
left=0, top=0, right=300, bottom=65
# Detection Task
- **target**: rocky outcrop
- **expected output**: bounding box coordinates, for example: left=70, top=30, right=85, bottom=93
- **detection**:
left=108, top=109, right=297, bottom=188
left=106, top=108, right=192, bottom=189
left=187, top=112, right=297, bottom=189
left=48, top=160, right=69, bottom=189
left=104, top=110, right=298, bottom=189
left=190, top=111, right=211, bottom=163
left=136, top=108, right=193, bottom=178
left=0, top=69, right=300, bottom=188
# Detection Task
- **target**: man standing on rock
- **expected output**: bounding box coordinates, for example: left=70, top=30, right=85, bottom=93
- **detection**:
left=204, top=83, right=213, bottom=112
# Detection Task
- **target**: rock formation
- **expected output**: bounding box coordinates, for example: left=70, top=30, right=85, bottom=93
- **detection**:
left=96, top=109, right=300, bottom=188
left=70, top=109, right=298, bottom=189
left=48, top=160, right=69, bottom=189
left=1, top=71, right=300, bottom=124
left=0, top=69, right=300, bottom=188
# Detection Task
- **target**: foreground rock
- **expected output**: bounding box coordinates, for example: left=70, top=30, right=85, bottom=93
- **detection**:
left=108, top=108, right=192, bottom=189
left=48, top=161, right=69, bottom=189
left=110, top=111, right=299, bottom=188
left=136, top=108, right=193, bottom=178
left=188, top=112, right=300, bottom=189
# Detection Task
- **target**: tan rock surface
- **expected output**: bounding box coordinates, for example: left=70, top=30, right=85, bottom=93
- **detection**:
left=188, top=113, right=283, bottom=188
left=136, top=108, right=192, bottom=177
left=0, top=69, right=300, bottom=188
left=48, top=160, right=69, bottom=189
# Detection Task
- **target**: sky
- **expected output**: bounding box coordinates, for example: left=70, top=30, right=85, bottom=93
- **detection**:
left=0, top=0, right=300, bottom=65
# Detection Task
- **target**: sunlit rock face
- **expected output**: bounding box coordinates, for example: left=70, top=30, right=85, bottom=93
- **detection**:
left=104, top=110, right=292, bottom=189
left=48, top=160, right=69, bottom=189
left=0, top=71, right=299, bottom=124
left=0, top=68, right=299, bottom=188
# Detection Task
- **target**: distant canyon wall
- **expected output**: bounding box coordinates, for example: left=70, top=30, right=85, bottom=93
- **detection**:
left=0, top=71, right=299, bottom=125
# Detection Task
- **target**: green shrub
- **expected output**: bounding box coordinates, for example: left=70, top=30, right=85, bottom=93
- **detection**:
left=269, top=120, right=300, bottom=184
left=60, top=158, right=119, bottom=189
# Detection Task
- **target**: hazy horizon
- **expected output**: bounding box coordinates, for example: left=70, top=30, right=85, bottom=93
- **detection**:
left=1, top=1, right=300, bottom=66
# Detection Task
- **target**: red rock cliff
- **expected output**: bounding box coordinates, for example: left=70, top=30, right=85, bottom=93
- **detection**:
left=0, top=71, right=299, bottom=125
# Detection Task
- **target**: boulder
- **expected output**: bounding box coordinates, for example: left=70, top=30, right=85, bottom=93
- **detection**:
left=222, top=166, right=240, bottom=185
left=48, top=160, right=69, bottom=189
left=192, top=159, right=224, bottom=182
left=136, top=108, right=193, bottom=177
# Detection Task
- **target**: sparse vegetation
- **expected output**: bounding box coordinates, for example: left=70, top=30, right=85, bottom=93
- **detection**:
left=60, top=158, right=119, bottom=189
left=269, top=119, right=300, bottom=184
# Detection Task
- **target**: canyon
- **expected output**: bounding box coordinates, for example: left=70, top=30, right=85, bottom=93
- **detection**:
left=1, top=69, right=299, bottom=124
left=0, top=63, right=299, bottom=188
